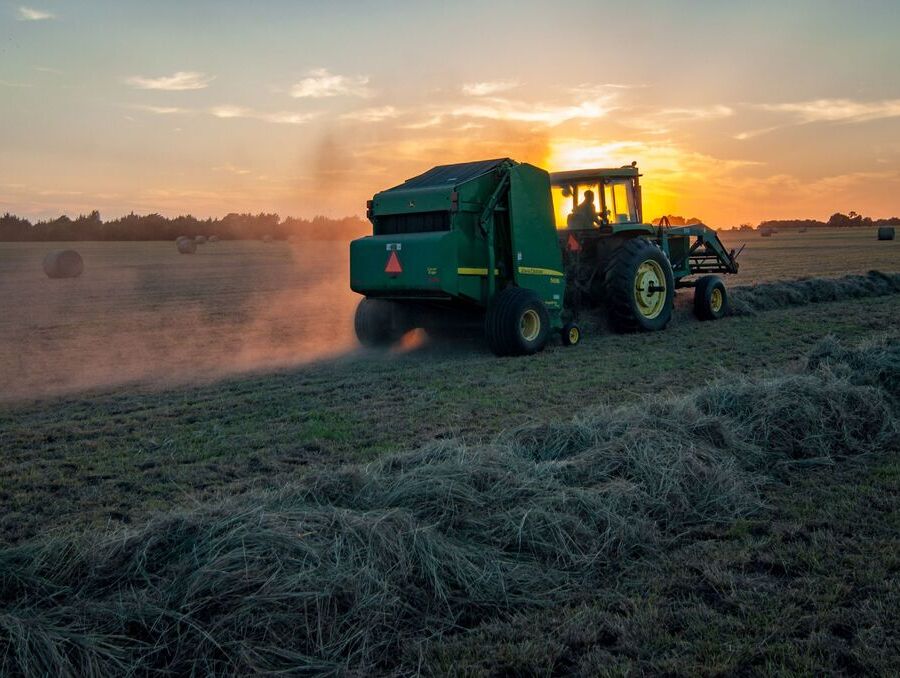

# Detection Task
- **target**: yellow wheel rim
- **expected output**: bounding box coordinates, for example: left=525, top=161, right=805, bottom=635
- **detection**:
left=710, top=287, right=723, bottom=313
left=634, top=259, right=666, bottom=319
left=520, top=309, right=541, bottom=341
left=568, top=327, right=580, bottom=344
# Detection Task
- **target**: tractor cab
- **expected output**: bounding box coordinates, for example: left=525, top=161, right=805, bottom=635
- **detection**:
left=549, top=164, right=643, bottom=230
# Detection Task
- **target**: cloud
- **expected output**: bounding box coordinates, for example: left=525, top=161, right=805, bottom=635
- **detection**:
left=136, top=105, right=186, bottom=115
left=450, top=94, right=615, bottom=127
left=212, top=163, right=252, bottom=175
left=17, top=6, right=54, bottom=20
left=340, top=106, right=400, bottom=123
left=0, top=79, right=33, bottom=88
left=734, top=98, right=900, bottom=140
left=209, top=105, right=317, bottom=125
left=125, top=71, right=214, bottom=91
left=759, top=98, right=900, bottom=124
left=290, top=68, right=372, bottom=98
left=399, top=115, right=444, bottom=130
left=462, top=81, right=521, bottom=96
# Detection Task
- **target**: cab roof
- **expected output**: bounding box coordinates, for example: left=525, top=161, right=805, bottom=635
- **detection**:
left=549, top=166, right=640, bottom=185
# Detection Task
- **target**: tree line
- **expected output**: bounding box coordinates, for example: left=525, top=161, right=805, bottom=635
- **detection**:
left=0, top=211, right=370, bottom=242
left=752, top=211, right=900, bottom=232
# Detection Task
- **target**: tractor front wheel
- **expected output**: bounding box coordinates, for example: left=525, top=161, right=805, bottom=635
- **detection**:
left=693, top=275, right=729, bottom=320
left=354, top=298, right=407, bottom=347
left=604, top=237, right=675, bottom=332
left=561, top=322, right=581, bottom=347
left=485, top=287, right=550, bottom=356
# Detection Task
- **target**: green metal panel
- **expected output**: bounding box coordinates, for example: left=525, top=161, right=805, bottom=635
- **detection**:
left=373, top=188, right=452, bottom=215
left=349, top=232, right=458, bottom=298
left=507, top=163, right=565, bottom=325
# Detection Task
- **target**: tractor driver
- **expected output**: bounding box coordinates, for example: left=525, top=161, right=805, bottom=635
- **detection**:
left=570, top=189, right=604, bottom=229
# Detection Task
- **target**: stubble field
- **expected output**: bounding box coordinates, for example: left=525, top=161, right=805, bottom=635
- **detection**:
left=0, top=228, right=897, bottom=676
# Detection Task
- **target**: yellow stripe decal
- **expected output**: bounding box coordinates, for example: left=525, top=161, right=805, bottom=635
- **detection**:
left=518, top=266, right=565, bottom=277
left=457, top=267, right=498, bottom=275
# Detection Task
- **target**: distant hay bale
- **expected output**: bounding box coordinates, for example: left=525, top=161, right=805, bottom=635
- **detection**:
left=759, top=226, right=774, bottom=237
left=877, top=226, right=895, bottom=241
left=176, top=238, right=197, bottom=254
left=208, top=235, right=219, bottom=243
left=262, top=235, right=273, bottom=243
left=194, top=235, right=207, bottom=244
left=42, top=249, right=84, bottom=279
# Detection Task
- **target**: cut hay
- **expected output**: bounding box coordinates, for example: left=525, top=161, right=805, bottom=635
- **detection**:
left=176, top=238, right=196, bottom=254
left=728, top=270, right=900, bottom=316
left=0, top=337, right=896, bottom=675
left=41, top=250, right=84, bottom=279
left=877, top=226, right=895, bottom=241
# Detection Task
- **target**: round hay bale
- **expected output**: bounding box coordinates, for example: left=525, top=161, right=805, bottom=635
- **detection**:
left=877, top=226, right=895, bottom=241
left=759, top=227, right=774, bottom=237
left=42, top=249, right=84, bottom=278
left=262, top=234, right=273, bottom=243
left=195, top=235, right=207, bottom=244
left=208, top=235, right=219, bottom=243
left=176, top=238, right=197, bottom=254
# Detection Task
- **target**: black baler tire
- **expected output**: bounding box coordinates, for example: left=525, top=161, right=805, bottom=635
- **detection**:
left=485, top=287, right=550, bottom=356
left=354, top=298, right=405, bottom=347
left=693, top=275, right=728, bottom=320
left=603, top=237, right=675, bottom=333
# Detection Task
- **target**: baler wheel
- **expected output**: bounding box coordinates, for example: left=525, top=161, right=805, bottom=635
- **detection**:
left=354, top=298, right=406, bottom=347
left=604, top=237, right=675, bottom=332
left=693, top=275, right=729, bottom=320
left=485, top=287, right=550, bottom=356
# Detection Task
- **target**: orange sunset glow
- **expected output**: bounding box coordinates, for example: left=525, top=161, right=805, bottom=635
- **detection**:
left=2, top=2, right=899, bottom=226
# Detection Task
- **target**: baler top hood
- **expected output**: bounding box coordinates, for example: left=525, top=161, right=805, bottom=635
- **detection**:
left=384, top=158, right=513, bottom=192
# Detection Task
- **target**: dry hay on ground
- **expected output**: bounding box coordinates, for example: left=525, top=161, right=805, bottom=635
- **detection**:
left=0, top=336, right=897, bottom=676
left=41, top=250, right=84, bottom=279
left=728, top=270, right=900, bottom=315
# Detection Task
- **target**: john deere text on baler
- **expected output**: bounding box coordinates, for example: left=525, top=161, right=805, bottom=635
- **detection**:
left=350, top=158, right=739, bottom=356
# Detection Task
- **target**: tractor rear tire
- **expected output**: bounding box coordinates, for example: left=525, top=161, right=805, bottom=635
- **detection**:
left=354, top=298, right=407, bottom=347
left=604, top=237, right=675, bottom=333
left=693, top=275, right=728, bottom=320
left=485, top=287, right=550, bottom=356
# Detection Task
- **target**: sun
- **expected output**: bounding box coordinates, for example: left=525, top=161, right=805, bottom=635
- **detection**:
left=544, top=139, right=680, bottom=223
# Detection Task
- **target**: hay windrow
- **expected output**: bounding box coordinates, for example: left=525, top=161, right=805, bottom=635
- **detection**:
left=728, top=270, right=900, bottom=315
left=0, top=337, right=897, bottom=675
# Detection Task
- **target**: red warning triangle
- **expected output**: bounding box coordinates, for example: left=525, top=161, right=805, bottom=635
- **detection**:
left=385, top=250, right=403, bottom=274
left=567, top=234, right=582, bottom=252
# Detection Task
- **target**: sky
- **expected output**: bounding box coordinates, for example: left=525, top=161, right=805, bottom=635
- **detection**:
left=1, top=0, right=899, bottom=226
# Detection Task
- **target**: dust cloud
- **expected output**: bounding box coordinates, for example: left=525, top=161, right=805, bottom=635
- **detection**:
left=0, top=240, right=363, bottom=401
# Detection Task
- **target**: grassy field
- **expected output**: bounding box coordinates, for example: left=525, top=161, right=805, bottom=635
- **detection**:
left=0, top=229, right=898, bottom=675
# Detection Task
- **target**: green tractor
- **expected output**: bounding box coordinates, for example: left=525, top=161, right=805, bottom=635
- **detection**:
left=350, top=158, right=739, bottom=356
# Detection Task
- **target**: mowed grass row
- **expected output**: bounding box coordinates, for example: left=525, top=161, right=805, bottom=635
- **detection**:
left=0, top=286, right=897, bottom=545
left=0, top=334, right=897, bottom=676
